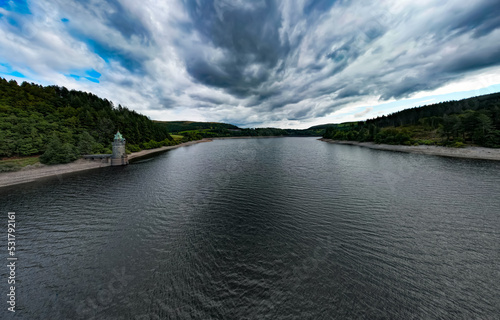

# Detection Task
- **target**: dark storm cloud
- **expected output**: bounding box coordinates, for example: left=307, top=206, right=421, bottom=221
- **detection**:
left=336, top=87, right=361, bottom=99
left=190, top=93, right=229, bottom=107
left=445, top=0, right=500, bottom=38
left=303, top=0, right=337, bottom=15
left=182, top=0, right=289, bottom=96
left=440, top=45, right=500, bottom=75
left=379, top=77, right=435, bottom=101
left=102, top=0, right=152, bottom=40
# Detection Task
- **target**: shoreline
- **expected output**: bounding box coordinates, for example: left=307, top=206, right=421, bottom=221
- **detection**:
left=0, top=138, right=212, bottom=189
left=211, top=135, right=286, bottom=140
left=128, top=138, right=212, bottom=161
left=319, top=139, right=500, bottom=161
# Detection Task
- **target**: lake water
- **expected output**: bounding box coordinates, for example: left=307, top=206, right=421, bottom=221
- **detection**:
left=1, top=137, right=499, bottom=319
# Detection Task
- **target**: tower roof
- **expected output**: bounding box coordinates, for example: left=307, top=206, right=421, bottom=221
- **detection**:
left=114, top=131, right=124, bottom=140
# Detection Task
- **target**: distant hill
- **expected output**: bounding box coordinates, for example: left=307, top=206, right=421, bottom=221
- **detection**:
left=155, top=120, right=322, bottom=137
left=322, top=92, right=500, bottom=147
left=154, top=121, right=239, bottom=133
left=308, top=122, right=359, bottom=131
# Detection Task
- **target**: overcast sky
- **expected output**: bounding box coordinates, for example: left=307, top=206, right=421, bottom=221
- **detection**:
left=1, top=0, right=500, bottom=128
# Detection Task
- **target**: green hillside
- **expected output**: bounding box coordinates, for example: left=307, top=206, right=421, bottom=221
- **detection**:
left=322, top=92, right=500, bottom=147
left=154, top=121, right=239, bottom=132
left=308, top=122, right=359, bottom=131
left=0, top=78, right=179, bottom=167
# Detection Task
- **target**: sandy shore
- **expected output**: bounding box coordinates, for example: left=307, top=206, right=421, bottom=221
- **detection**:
left=320, top=139, right=500, bottom=161
left=0, top=139, right=212, bottom=189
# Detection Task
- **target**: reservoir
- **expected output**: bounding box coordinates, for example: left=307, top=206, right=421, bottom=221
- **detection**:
left=1, top=137, right=499, bottom=319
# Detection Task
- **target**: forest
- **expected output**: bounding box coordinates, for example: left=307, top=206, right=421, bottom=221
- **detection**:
left=0, top=78, right=179, bottom=168
left=154, top=120, right=239, bottom=133
left=322, top=92, right=500, bottom=148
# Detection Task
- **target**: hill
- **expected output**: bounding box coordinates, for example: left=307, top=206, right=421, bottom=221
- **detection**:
left=0, top=78, right=181, bottom=167
left=308, top=122, right=359, bottom=131
left=153, top=121, right=239, bottom=132
left=322, top=92, right=500, bottom=147
left=155, top=121, right=322, bottom=138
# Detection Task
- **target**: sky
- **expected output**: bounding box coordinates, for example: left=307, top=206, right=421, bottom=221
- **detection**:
left=1, top=0, right=500, bottom=129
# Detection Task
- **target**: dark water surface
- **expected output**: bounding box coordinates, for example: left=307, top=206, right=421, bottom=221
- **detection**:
left=1, top=137, right=499, bottom=319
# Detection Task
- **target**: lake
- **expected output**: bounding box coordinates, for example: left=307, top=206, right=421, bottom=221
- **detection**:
left=1, top=137, right=499, bottom=319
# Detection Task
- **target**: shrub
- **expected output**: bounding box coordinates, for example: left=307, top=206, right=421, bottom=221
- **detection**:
left=77, top=131, right=98, bottom=155
left=127, top=144, right=141, bottom=152
left=451, top=142, right=466, bottom=148
left=416, top=139, right=435, bottom=145
left=0, top=162, right=21, bottom=172
left=40, top=137, right=79, bottom=164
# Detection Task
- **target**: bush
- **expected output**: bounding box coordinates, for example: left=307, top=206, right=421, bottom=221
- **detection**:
left=127, top=144, right=141, bottom=152
left=0, top=163, right=21, bottom=172
left=77, top=131, right=99, bottom=155
left=40, top=137, right=79, bottom=164
left=161, top=139, right=178, bottom=146
left=417, top=139, right=435, bottom=145
left=451, top=142, right=466, bottom=148
left=141, top=140, right=163, bottom=149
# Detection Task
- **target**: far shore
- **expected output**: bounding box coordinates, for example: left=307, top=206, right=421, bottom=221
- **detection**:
left=0, top=138, right=213, bottom=189
left=128, top=138, right=212, bottom=161
left=320, top=138, right=500, bottom=161
left=211, top=135, right=286, bottom=140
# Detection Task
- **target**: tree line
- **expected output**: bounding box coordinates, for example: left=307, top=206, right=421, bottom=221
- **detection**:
left=323, top=92, right=500, bottom=148
left=157, top=121, right=322, bottom=138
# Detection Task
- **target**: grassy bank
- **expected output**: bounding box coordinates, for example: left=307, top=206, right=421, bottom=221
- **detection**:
left=0, top=156, right=40, bottom=172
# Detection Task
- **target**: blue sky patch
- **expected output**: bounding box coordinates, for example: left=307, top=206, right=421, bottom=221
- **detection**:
left=0, top=0, right=31, bottom=14
left=78, top=37, right=144, bottom=73
left=86, top=69, right=101, bottom=79
left=8, top=70, right=25, bottom=78
left=6, top=16, right=19, bottom=27
left=67, top=72, right=100, bottom=84
left=85, top=77, right=100, bottom=83
left=61, top=18, right=69, bottom=23
left=0, top=70, right=26, bottom=78
left=0, top=62, right=25, bottom=78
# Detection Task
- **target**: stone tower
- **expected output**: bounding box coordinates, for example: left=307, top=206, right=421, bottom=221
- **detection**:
left=111, top=131, right=128, bottom=166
